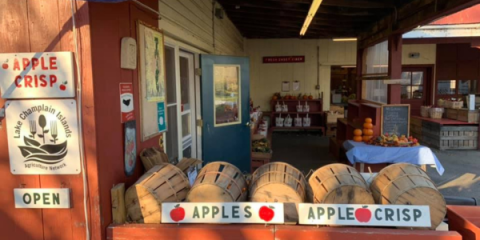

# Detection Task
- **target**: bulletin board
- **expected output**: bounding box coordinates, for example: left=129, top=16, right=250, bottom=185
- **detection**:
left=137, top=21, right=168, bottom=141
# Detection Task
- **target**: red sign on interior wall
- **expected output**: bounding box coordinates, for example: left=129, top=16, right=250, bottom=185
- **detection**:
left=263, top=56, right=305, bottom=64
left=120, top=83, right=135, bottom=123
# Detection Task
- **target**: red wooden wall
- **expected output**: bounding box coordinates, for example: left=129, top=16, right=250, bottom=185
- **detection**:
left=88, top=0, right=161, bottom=239
left=0, top=1, right=97, bottom=240
left=0, top=0, right=161, bottom=239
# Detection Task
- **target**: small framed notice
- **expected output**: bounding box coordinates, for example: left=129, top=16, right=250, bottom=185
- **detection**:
left=282, top=81, right=290, bottom=92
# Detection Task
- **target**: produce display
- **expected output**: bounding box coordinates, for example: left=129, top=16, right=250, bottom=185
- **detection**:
left=362, top=118, right=373, bottom=142
left=353, top=129, right=362, bottom=142
left=366, top=133, right=420, bottom=147
left=252, top=138, right=271, bottom=153
left=272, top=92, right=314, bottom=101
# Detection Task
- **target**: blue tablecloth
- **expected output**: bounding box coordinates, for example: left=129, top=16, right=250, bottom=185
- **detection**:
left=343, top=140, right=444, bottom=175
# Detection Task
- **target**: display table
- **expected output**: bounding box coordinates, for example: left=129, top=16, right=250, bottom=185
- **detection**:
left=343, top=140, right=444, bottom=175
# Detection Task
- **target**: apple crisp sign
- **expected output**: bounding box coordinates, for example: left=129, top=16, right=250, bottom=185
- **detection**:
left=298, top=204, right=431, bottom=227
left=5, top=100, right=81, bottom=175
left=161, top=202, right=284, bottom=224
left=0, top=52, right=75, bottom=99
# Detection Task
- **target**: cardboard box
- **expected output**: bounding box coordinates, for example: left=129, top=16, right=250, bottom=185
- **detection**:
left=327, top=112, right=344, bottom=124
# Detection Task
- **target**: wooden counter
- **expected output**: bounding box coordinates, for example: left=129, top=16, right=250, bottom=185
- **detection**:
left=108, top=224, right=462, bottom=240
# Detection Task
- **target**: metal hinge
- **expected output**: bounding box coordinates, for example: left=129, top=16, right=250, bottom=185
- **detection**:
left=195, top=68, right=202, bottom=76
left=196, top=119, right=203, bottom=127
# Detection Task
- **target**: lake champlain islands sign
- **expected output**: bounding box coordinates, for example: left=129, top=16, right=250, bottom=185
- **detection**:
left=6, top=100, right=81, bottom=175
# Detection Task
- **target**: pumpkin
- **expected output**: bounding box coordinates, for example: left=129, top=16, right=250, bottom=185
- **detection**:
left=272, top=96, right=278, bottom=101
left=353, top=129, right=363, bottom=136
left=363, top=135, right=373, bottom=142
left=363, top=128, right=374, bottom=136
left=365, top=118, right=373, bottom=123
left=353, top=136, right=363, bottom=142
left=363, top=122, right=373, bottom=129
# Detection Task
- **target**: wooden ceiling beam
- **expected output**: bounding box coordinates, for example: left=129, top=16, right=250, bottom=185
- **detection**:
left=219, top=0, right=309, bottom=12
left=321, top=0, right=394, bottom=9
left=359, top=0, right=480, bottom=48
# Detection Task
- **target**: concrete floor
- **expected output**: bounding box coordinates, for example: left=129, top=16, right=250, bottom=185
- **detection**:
left=271, top=132, right=480, bottom=199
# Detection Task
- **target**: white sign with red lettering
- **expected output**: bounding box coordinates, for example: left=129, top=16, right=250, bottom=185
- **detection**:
left=0, top=52, right=75, bottom=99
left=161, top=202, right=284, bottom=224
left=298, top=204, right=431, bottom=227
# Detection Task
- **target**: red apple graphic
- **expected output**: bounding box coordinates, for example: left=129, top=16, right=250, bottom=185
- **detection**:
left=355, top=206, right=372, bottom=223
left=259, top=206, right=275, bottom=222
left=59, top=81, right=67, bottom=91
left=170, top=204, right=185, bottom=222
left=2, top=59, right=8, bottom=70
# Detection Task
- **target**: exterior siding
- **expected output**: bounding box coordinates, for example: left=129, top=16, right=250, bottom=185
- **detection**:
left=158, top=0, right=245, bottom=55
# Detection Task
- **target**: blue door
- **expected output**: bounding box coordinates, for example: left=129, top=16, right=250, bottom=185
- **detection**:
left=201, top=55, right=250, bottom=172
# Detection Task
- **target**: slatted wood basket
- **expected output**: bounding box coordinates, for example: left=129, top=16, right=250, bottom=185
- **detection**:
left=139, top=147, right=169, bottom=171
left=187, top=162, right=247, bottom=202
left=250, top=162, right=307, bottom=203
left=309, top=164, right=374, bottom=204
left=125, top=163, right=190, bottom=223
left=370, top=163, right=446, bottom=229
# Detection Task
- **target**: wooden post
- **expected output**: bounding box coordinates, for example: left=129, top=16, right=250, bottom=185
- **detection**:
left=356, top=46, right=364, bottom=100
left=111, top=183, right=126, bottom=224
left=388, top=34, right=403, bottom=104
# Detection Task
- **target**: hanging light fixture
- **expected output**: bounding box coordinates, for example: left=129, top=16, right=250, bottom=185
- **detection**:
left=300, top=0, right=323, bottom=36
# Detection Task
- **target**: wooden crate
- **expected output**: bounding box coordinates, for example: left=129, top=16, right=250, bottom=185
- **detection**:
left=410, top=117, right=422, bottom=139
left=326, top=123, right=337, bottom=137
left=445, top=108, right=459, bottom=120
left=457, top=109, right=479, bottom=123
left=422, top=121, right=478, bottom=150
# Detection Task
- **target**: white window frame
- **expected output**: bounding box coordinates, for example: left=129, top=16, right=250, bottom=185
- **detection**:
left=163, top=36, right=205, bottom=160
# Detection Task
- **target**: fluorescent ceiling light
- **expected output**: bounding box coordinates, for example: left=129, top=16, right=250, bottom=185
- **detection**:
left=300, top=0, right=323, bottom=36
left=332, top=38, right=358, bottom=42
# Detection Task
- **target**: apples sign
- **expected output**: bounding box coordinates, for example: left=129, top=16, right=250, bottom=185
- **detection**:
left=161, top=202, right=284, bottom=224
left=259, top=206, right=275, bottom=222
left=170, top=204, right=185, bottom=222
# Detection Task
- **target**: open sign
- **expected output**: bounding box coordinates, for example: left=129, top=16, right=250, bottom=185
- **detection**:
left=0, top=52, right=75, bottom=99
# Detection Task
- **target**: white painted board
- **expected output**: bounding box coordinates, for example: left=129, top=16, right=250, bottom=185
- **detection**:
left=0, top=52, right=75, bottom=99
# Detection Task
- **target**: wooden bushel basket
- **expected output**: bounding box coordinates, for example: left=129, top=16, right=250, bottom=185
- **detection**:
left=187, top=162, right=247, bottom=202
left=309, top=164, right=374, bottom=204
left=139, top=147, right=169, bottom=171
left=370, top=163, right=446, bottom=229
left=250, top=162, right=306, bottom=203
left=125, top=163, right=190, bottom=223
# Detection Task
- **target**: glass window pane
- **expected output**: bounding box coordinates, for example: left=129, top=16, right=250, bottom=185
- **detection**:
left=458, top=80, right=478, bottom=94
left=214, top=65, right=241, bottom=126
left=165, top=46, right=177, bottom=104
left=401, top=72, right=411, bottom=86
left=166, top=105, right=179, bottom=164
left=412, top=86, right=423, bottom=99
left=401, top=86, right=409, bottom=99
left=182, top=113, right=191, bottom=138
left=183, top=146, right=192, bottom=158
left=363, top=80, right=388, bottom=103
left=438, top=80, right=456, bottom=95
left=180, top=56, right=191, bottom=111
left=412, top=72, right=424, bottom=85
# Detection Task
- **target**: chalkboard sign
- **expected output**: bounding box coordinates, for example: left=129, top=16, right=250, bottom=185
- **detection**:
left=381, top=104, right=410, bottom=137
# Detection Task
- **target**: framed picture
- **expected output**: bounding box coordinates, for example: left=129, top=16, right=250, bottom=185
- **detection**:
left=124, top=121, right=137, bottom=176
left=137, top=21, right=168, bottom=141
